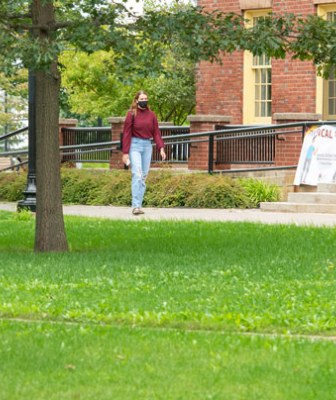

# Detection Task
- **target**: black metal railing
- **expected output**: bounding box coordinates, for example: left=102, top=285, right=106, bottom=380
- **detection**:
left=215, top=125, right=276, bottom=164
left=61, top=125, right=191, bottom=164
left=0, top=126, right=29, bottom=171
left=208, top=123, right=305, bottom=173
left=153, top=126, right=190, bottom=163
left=3, top=120, right=336, bottom=174
left=61, top=127, right=112, bottom=163
left=161, top=120, right=336, bottom=173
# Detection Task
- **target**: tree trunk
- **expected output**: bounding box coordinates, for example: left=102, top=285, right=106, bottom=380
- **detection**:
left=33, top=0, right=68, bottom=252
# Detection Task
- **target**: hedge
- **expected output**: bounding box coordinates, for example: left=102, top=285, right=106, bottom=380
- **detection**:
left=0, top=169, right=280, bottom=208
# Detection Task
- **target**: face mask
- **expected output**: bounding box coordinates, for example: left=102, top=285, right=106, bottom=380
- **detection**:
left=138, top=100, right=148, bottom=108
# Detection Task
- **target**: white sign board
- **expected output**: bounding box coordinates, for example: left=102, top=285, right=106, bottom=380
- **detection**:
left=294, top=125, right=336, bottom=186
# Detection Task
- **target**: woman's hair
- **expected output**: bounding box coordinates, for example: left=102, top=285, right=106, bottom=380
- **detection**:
left=130, top=90, right=149, bottom=116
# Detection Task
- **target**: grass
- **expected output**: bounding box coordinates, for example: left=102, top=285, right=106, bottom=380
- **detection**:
left=1, top=210, right=336, bottom=399
left=1, top=321, right=336, bottom=400
left=80, top=162, right=108, bottom=169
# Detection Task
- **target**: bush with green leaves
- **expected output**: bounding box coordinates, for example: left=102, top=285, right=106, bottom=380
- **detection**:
left=0, top=169, right=280, bottom=208
left=0, top=172, right=27, bottom=201
left=239, top=178, right=281, bottom=207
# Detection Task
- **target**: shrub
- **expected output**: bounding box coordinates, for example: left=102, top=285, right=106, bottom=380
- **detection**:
left=61, top=169, right=112, bottom=205
left=145, top=172, right=194, bottom=207
left=0, top=169, right=280, bottom=209
left=88, top=170, right=131, bottom=206
left=184, top=175, right=251, bottom=208
left=239, top=178, right=281, bottom=207
left=0, top=173, right=26, bottom=201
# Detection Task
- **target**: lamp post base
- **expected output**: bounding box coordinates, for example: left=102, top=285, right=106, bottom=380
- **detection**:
left=17, top=173, right=36, bottom=212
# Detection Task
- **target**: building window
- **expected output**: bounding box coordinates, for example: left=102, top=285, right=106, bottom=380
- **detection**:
left=253, top=54, right=272, bottom=117
left=327, top=71, right=336, bottom=117
left=243, top=10, right=272, bottom=124
left=327, top=10, right=336, bottom=20
left=316, top=5, right=336, bottom=120
left=325, top=11, right=336, bottom=119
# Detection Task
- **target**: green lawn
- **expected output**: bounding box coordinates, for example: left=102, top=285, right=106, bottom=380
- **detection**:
left=1, top=210, right=336, bottom=399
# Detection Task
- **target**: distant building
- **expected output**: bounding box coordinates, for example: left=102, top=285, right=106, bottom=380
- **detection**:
left=0, top=89, right=28, bottom=133
left=196, top=0, right=336, bottom=125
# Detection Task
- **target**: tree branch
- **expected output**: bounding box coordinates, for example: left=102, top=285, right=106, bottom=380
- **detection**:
left=6, top=15, right=133, bottom=33
left=7, top=13, right=32, bottom=19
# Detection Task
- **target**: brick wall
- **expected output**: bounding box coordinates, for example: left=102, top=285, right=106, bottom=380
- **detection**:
left=187, top=115, right=232, bottom=170
left=109, top=117, right=125, bottom=170
left=273, top=113, right=321, bottom=166
left=271, top=0, right=317, bottom=116
left=196, top=53, right=244, bottom=124
left=58, top=119, right=78, bottom=147
left=274, top=133, right=303, bottom=167
left=196, top=0, right=244, bottom=124
left=58, top=119, right=78, bottom=167
left=272, top=58, right=317, bottom=116
left=196, top=0, right=318, bottom=124
left=195, top=0, right=321, bottom=168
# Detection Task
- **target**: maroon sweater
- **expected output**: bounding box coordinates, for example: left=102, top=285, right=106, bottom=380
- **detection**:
left=122, top=108, right=164, bottom=154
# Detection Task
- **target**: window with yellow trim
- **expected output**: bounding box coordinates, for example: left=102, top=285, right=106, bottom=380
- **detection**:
left=317, top=5, right=336, bottom=120
left=325, top=11, right=336, bottom=119
left=253, top=53, right=272, bottom=117
left=243, top=11, right=272, bottom=124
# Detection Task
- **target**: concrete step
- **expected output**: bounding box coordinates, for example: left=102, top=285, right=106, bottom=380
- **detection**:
left=317, top=183, right=336, bottom=193
left=260, top=202, right=336, bottom=214
left=0, top=157, right=11, bottom=170
left=288, top=192, right=336, bottom=204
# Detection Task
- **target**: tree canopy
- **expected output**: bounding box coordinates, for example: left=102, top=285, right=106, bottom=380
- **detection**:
left=59, top=50, right=128, bottom=123
left=60, top=42, right=195, bottom=125
left=2, top=2, right=336, bottom=75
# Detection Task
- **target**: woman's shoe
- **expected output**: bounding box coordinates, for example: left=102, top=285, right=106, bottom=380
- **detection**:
left=132, top=208, right=144, bottom=215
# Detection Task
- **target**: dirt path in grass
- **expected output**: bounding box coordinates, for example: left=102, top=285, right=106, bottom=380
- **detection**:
left=1, top=316, right=336, bottom=342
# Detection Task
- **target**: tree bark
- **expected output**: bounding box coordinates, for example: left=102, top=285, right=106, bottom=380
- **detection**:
left=33, top=0, right=68, bottom=252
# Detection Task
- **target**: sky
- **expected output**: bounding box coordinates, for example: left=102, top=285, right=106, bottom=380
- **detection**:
left=123, top=0, right=143, bottom=15
left=123, top=0, right=196, bottom=15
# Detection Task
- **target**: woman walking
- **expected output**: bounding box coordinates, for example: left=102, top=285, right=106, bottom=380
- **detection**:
left=122, top=90, right=166, bottom=215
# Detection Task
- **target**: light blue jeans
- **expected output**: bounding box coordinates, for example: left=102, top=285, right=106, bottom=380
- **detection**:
left=129, top=137, right=152, bottom=208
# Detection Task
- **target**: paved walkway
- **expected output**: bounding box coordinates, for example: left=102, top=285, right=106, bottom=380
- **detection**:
left=1, top=202, right=336, bottom=226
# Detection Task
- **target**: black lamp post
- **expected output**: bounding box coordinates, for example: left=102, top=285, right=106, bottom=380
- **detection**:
left=17, top=71, right=37, bottom=212
left=4, top=92, right=8, bottom=151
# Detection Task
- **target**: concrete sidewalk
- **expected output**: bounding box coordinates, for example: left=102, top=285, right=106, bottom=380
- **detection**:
left=1, top=202, right=336, bottom=226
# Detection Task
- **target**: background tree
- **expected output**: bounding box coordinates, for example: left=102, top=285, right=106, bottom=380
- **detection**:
left=59, top=50, right=130, bottom=125
left=143, top=54, right=195, bottom=125
left=59, top=0, right=197, bottom=127
left=60, top=45, right=195, bottom=126
left=0, top=71, right=28, bottom=150
left=1, top=1, right=336, bottom=252
left=59, top=2, right=196, bottom=126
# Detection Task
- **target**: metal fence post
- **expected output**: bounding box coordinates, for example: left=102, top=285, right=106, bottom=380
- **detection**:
left=208, top=134, right=214, bottom=174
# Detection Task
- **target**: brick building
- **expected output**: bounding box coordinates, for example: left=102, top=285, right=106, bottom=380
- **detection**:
left=194, top=0, right=336, bottom=125
left=183, top=0, right=336, bottom=178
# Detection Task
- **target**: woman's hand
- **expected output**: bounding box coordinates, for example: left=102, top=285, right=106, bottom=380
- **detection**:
left=160, top=148, right=166, bottom=161
left=122, top=154, right=130, bottom=166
